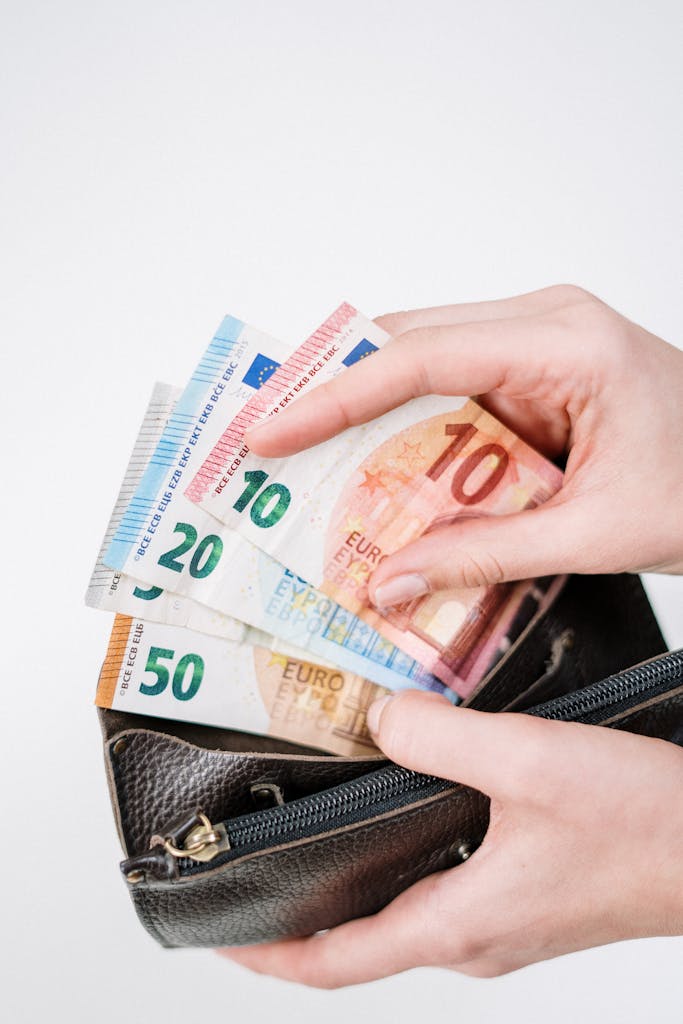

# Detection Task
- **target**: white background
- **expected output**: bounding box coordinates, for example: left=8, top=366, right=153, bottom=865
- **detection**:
left=1, top=2, right=682, bottom=1021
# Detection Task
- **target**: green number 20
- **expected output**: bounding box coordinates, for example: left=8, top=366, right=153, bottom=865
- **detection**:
left=158, top=522, right=224, bottom=577
left=139, top=646, right=204, bottom=702
left=132, top=522, right=223, bottom=603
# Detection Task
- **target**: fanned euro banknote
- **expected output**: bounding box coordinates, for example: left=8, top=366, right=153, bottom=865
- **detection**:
left=88, top=380, right=399, bottom=752
left=97, top=615, right=388, bottom=756
left=89, top=301, right=565, bottom=752
left=184, top=304, right=565, bottom=695
left=86, top=381, right=348, bottom=673
left=87, top=381, right=249, bottom=641
left=101, top=315, right=446, bottom=695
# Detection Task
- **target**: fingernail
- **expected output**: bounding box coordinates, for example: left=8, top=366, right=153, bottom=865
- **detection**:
left=366, top=695, right=393, bottom=736
left=372, top=573, right=430, bottom=609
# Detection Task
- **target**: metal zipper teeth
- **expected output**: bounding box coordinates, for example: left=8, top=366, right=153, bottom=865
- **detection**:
left=526, top=649, right=683, bottom=723
left=179, top=649, right=683, bottom=875
left=228, top=768, right=447, bottom=845
left=178, top=768, right=449, bottom=874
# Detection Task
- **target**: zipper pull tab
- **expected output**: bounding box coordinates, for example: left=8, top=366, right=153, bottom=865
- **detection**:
left=156, top=811, right=230, bottom=864
left=121, top=809, right=230, bottom=885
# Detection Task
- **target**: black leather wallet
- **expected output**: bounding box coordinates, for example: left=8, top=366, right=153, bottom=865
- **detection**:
left=99, top=572, right=682, bottom=947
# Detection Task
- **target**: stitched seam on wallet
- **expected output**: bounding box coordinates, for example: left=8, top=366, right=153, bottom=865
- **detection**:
left=105, top=725, right=384, bottom=764
left=603, top=687, right=683, bottom=727
left=142, top=785, right=489, bottom=887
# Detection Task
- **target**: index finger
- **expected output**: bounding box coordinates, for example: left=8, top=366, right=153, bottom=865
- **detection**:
left=376, top=282, right=591, bottom=336
left=246, top=314, right=555, bottom=457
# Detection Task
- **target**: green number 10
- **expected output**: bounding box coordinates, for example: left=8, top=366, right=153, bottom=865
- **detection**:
left=232, top=470, right=291, bottom=528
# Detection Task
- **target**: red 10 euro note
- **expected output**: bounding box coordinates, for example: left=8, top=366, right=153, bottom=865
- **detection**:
left=186, top=306, right=565, bottom=697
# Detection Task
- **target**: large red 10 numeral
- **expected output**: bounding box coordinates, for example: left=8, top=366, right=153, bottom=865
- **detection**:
left=426, top=422, right=509, bottom=505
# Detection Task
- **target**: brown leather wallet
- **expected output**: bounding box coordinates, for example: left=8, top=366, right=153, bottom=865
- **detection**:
left=99, top=572, right=682, bottom=948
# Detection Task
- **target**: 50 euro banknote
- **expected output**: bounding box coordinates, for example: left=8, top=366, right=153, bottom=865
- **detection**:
left=102, top=313, right=445, bottom=694
left=96, top=615, right=388, bottom=756
left=186, top=304, right=565, bottom=696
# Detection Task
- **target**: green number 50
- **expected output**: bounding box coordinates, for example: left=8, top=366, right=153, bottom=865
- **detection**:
left=139, top=646, right=204, bottom=702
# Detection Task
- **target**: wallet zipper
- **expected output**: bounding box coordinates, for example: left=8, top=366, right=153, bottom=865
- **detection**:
left=177, top=766, right=452, bottom=874
left=122, top=648, right=683, bottom=883
left=525, top=647, right=683, bottom=724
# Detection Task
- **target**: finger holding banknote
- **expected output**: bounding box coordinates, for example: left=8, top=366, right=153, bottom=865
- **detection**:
left=247, top=285, right=683, bottom=588
left=220, top=691, right=683, bottom=987
left=245, top=284, right=584, bottom=457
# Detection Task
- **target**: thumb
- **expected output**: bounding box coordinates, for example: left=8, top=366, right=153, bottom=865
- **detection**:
left=369, top=500, right=590, bottom=604
left=367, top=690, right=559, bottom=800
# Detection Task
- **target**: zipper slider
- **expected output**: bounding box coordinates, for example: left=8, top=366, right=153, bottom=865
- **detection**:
left=150, top=811, right=231, bottom=868
left=158, top=812, right=230, bottom=864
left=121, top=808, right=230, bottom=884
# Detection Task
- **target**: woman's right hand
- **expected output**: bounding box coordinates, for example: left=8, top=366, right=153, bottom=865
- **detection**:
left=246, top=285, right=683, bottom=605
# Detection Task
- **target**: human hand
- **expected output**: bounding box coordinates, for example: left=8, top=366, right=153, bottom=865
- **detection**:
left=220, top=691, right=683, bottom=986
left=246, top=286, right=683, bottom=607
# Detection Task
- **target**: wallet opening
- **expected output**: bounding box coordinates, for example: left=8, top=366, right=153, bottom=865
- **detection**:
left=98, top=705, right=343, bottom=758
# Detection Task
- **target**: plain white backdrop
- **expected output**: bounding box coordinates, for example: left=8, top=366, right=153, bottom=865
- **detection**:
left=1, top=2, right=682, bottom=1021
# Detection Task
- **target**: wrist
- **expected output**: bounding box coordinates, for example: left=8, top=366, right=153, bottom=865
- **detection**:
left=632, top=750, right=683, bottom=937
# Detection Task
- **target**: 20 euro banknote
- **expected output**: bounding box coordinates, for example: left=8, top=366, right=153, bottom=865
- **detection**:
left=86, top=382, right=251, bottom=641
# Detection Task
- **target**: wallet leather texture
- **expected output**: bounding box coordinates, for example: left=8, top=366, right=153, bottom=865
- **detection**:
left=99, top=573, right=676, bottom=948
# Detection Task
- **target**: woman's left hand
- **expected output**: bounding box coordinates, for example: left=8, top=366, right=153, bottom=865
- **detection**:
left=219, top=691, right=683, bottom=988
